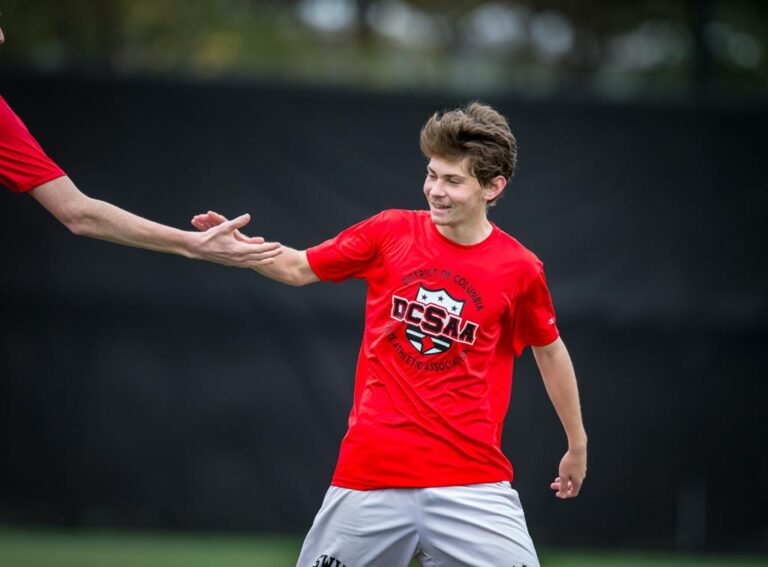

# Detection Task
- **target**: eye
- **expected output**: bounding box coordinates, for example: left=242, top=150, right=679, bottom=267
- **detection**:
left=426, top=172, right=437, bottom=179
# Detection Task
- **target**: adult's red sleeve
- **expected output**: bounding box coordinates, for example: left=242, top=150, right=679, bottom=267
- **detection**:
left=0, top=96, right=66, bottom=193
left=511, top=265, right=560, bottom=357
left=306, top=212, right=387, bottom=283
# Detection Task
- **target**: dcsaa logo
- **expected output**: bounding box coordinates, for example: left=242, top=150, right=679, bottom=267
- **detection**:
left=390, top=285, right=478, bottom=355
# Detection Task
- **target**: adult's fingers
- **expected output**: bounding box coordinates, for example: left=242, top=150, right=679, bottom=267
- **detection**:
left=207, top=211, right=229, bottom=224
left=191, top=211, right=229, bottom=230
left=191, top=216, right=208, bottom=231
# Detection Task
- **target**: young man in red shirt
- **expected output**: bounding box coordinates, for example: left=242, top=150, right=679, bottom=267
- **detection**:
left=0, top=25, right=279, bottom=269
left=194, top=103, right=587, bottom=567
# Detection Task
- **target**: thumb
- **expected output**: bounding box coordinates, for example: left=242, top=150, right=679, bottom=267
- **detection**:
left=220, top=213, right=251, bottom=232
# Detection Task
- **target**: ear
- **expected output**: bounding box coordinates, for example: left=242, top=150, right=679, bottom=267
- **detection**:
left=484, top=176, right=507, bottom=203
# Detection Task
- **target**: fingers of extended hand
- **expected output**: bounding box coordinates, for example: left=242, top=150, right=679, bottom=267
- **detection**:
left=191, top=216, right=207, bottom=231
left=192, top=215, right=218, bottom=231
left=252, top=242, right=282, bottom=259
left=207, top=211, right=228, bottom=223
left=191, top=212, right=228, bottom=232
left=238, top=242, right=281, bottom=266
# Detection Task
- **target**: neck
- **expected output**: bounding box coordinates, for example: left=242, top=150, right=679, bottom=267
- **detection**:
left=436, top=217, right=493, bottom=245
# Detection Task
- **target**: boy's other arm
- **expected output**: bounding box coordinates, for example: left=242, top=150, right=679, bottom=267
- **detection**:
left=532, top=336, right=588, bottom=499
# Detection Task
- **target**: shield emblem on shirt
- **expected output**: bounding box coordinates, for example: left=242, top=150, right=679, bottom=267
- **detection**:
left=406, top=286, right=465, bottom=355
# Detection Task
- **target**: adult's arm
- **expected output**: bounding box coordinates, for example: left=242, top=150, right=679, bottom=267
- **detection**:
left=191, top=210, right=319, bottom=286
left=29, top=176, right=282, bottom=269
left=532, top=336, right=588, bottom=499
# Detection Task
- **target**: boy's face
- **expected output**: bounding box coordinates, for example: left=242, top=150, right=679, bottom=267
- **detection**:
left=423, top=155, right=494, bottom=229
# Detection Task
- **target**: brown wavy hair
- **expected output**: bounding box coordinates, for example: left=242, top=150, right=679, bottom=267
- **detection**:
left=420, top=102, right=517, bottom=203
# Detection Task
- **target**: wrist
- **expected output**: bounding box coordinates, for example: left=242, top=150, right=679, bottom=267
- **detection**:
left=567, top=432, right=588, bottom=453
left=179, top=230, right=203, bottom=260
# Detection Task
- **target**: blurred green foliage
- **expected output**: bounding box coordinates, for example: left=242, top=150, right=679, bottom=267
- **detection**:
left=0, top=1, right=766, bottom=97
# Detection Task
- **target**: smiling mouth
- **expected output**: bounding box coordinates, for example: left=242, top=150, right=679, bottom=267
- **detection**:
left=431, top=203, right=452, bottom=210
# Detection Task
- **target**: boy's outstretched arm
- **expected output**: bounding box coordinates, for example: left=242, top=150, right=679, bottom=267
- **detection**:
left=192, top=210, right=319, bottom=286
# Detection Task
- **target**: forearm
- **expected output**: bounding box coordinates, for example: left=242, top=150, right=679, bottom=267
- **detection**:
left=28, top=176, right=286, bottom=269
left=30, top=177, right=200, bottom=256
left=252, top=247, right=318, bottom=286
left=533, top=337, right=587, bottom=449
left=70, top=196, right=201, bottom=255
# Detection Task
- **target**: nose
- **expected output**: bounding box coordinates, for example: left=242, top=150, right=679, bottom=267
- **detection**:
left=429, top=180, right=447, bottom=197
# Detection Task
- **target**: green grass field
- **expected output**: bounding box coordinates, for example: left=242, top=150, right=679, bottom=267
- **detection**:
left=0, top=528, right=764, bottom=567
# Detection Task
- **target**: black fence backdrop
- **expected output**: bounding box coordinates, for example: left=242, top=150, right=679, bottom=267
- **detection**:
left=0, top=73, right=765, bottom=552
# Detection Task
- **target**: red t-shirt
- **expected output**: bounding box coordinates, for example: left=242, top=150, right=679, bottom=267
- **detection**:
left=0, top=96, right=65, bottom=192
left=307, top=209, right=559, bottom=490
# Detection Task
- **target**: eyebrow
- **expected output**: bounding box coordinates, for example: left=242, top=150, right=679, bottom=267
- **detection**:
left=426, top=166, right=466, bottom=181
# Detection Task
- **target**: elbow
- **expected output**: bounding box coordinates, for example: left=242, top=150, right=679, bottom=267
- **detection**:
left=65, top=217, right=90, bottom=237
left=64, top=211, right=97, bottom=238
left=533, top=338, right=556, bottom=355
left=30, top=178, right=97, bottom=236
left=257, top=268, right=310, bottom=287
left=532, top=337, right=569, bottom=364
left=59, top=207, right=89, bottom=236
left=55, top=196, right=97, bottom=237
left=284, top=261, right=317, bottom=287
left=285, top=273, right=313, bottom=287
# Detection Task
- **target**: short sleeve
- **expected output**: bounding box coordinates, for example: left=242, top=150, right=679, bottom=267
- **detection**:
left=0, top=97, right=66, bottom=193
left=511, top=265, right=559, bottom=356
left=306, top=212, right=389, bottom=283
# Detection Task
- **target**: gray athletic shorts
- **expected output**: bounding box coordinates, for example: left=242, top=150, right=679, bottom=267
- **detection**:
left=296, top=481, right=539, bottom=567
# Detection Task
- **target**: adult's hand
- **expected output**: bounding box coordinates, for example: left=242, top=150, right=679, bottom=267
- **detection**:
left=189, top=212, right=282, bottom=268
left=192, top=210, right=246, bottom=236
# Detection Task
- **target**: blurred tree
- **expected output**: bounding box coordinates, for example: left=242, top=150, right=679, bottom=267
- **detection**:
left=0, top=0, right=765, bottom=98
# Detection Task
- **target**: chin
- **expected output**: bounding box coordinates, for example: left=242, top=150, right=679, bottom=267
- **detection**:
left=432, top=215, right=452, bottom=226
left=430, top=211, right=450, bottom=225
